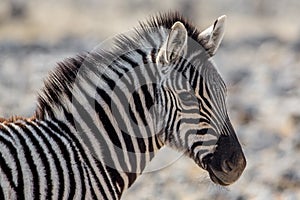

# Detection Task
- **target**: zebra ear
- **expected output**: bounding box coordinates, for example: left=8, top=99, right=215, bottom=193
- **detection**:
left=198, top=15, right=226, bottom=56
left=157, top=21, right=188, bottom=64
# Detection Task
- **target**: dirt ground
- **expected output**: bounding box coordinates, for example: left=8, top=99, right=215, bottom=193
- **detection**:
left=0, top=0, right=300, bottom=199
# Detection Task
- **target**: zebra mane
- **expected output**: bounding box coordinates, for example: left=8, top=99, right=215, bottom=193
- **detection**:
left=0, top=116, right=30, bottom=123
left=35, top=55, right=86, bottom=119
left=35, top=12, right=203, bottom=119
left=117, top=12, right=202, bottom=51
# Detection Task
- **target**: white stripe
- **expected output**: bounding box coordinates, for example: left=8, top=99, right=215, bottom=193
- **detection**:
left=5, top=123, right=34, bottom=199
left=0, top=166, right=17, bottom=199
left=23, top=121, right=59, bottom=200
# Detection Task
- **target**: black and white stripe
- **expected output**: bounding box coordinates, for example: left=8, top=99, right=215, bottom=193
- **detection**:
left=0, top=12, right=245, bottom=199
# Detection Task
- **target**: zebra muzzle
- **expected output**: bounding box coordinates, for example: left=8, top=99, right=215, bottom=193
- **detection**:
left=202, top=136, right=247, bottom=186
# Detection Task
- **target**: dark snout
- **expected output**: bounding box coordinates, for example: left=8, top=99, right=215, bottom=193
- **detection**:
left=203, top=134, right=246, bottom=186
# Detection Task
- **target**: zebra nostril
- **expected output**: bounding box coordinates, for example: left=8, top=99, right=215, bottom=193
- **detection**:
left=221, top=160, right=233, bottom=173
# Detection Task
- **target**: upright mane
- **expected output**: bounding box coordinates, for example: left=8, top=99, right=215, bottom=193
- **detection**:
left=35, top=12, right=203, bottom=120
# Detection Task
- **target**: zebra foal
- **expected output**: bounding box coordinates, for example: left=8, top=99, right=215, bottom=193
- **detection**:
left=0, top=12, right=246, bottom=199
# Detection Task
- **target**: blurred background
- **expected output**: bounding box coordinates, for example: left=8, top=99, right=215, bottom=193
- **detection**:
left=0, top=0, right=300, bottom=199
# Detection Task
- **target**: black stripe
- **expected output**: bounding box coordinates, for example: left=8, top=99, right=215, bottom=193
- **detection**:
left=135, top=48, right=156, bottom=82
left=119, top=54, right=150, bottom=101
left=38, top=99, right=55, bottom=120
left=119, top=55, right=138, bottom=68
left=94, top=97, right=132, bottom=172
left=6, top=124, right=40, bottom=200
left=46, top=121, right=86, bottom=199
left=44, top=120, right=87, bottom=199
left=184, top=128, right=207, bottom=147
left=135, top=49, right=148, bottom=64
left=102, top=74, right=116, bottom=90
left=96, top=85, right=136, bottom=159
left=128, top=104, right=138, bottom=125
left=0, top=128, right=24, bottom=198
left=75, top=81, right=123, bottom=151
left=80, top=164, right=87, bottom=200
left=190, top=139, right=218, bottom=154
left=76, top=79, right=128, bottom=196
left=150, top=48, right=157, bottom=63
left=190, top=67, right=200, bottom=90
left=141, top=85, right=154, bottom=110
left=27, top=121, right=65, bottom=200
left=190, top=141, right=203, bottom=153
left=167, top=90, right=179, bottom=133
left=0, top=181, right=4, bottom=200
left=36, top=122, right=76, bottom=199
left=114, top=59, right=130, bottom=74
left=132, top=91, right=148, bottom=126
left=97, top=87, right=136, bottom=153
left=148, top=137, right=154, bottom=154
left=203, top=84, right=213, bottom=109
left=163, top=89, right=173, bottom=131
left=154, top=135, right=162, bottom=149
left=45, top=121, right=87, bottom=199
left=0, top=148, right=16, bottom=190
left=176, top=57, right=187, bottom=73
left=160, top=88, right=171, bottom=142
left=128, top=104, right=147, bottom=153
left=62, top=107, right=76, bottom=128
left=126, top=172, right=137, bottom=188
left=141, top=50, right=156, bottom=87
left=83, top=165, right=97, bottom=199
left=17, top=123, right=53, bottom=199
left=52, top=120, right=117, bottom=200
left=105, top=166, right=123, bottom=197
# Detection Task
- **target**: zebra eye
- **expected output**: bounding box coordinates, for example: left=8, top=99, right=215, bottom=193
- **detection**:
left=178, top=92, right=193, bottom=101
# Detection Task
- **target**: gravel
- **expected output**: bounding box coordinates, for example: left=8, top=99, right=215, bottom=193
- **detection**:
left=1, top=1, right=300, bottom=199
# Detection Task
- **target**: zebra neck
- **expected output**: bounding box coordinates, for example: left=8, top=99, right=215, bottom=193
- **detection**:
left=34, top=26, right=172, bottom=195
left=68, top=54, right=168, bottom=191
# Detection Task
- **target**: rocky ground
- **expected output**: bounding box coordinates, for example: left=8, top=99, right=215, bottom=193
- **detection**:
left=0, top=1, right=300, bottom=199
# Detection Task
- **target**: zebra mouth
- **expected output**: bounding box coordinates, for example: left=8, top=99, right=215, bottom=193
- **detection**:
left=201, top=153, right=231, bottom=186
left=206, top=165, right=231, bottom=186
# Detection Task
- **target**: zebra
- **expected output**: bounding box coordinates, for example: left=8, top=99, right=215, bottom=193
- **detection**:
left=0, top=12, right=246, bottom=199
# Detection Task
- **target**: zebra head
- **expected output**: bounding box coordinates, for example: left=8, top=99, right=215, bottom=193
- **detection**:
left=155, top=15, right=246, bottom=186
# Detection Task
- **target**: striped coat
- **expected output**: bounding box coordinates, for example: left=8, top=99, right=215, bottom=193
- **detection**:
left=0, top=12, right=246, bottom=199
